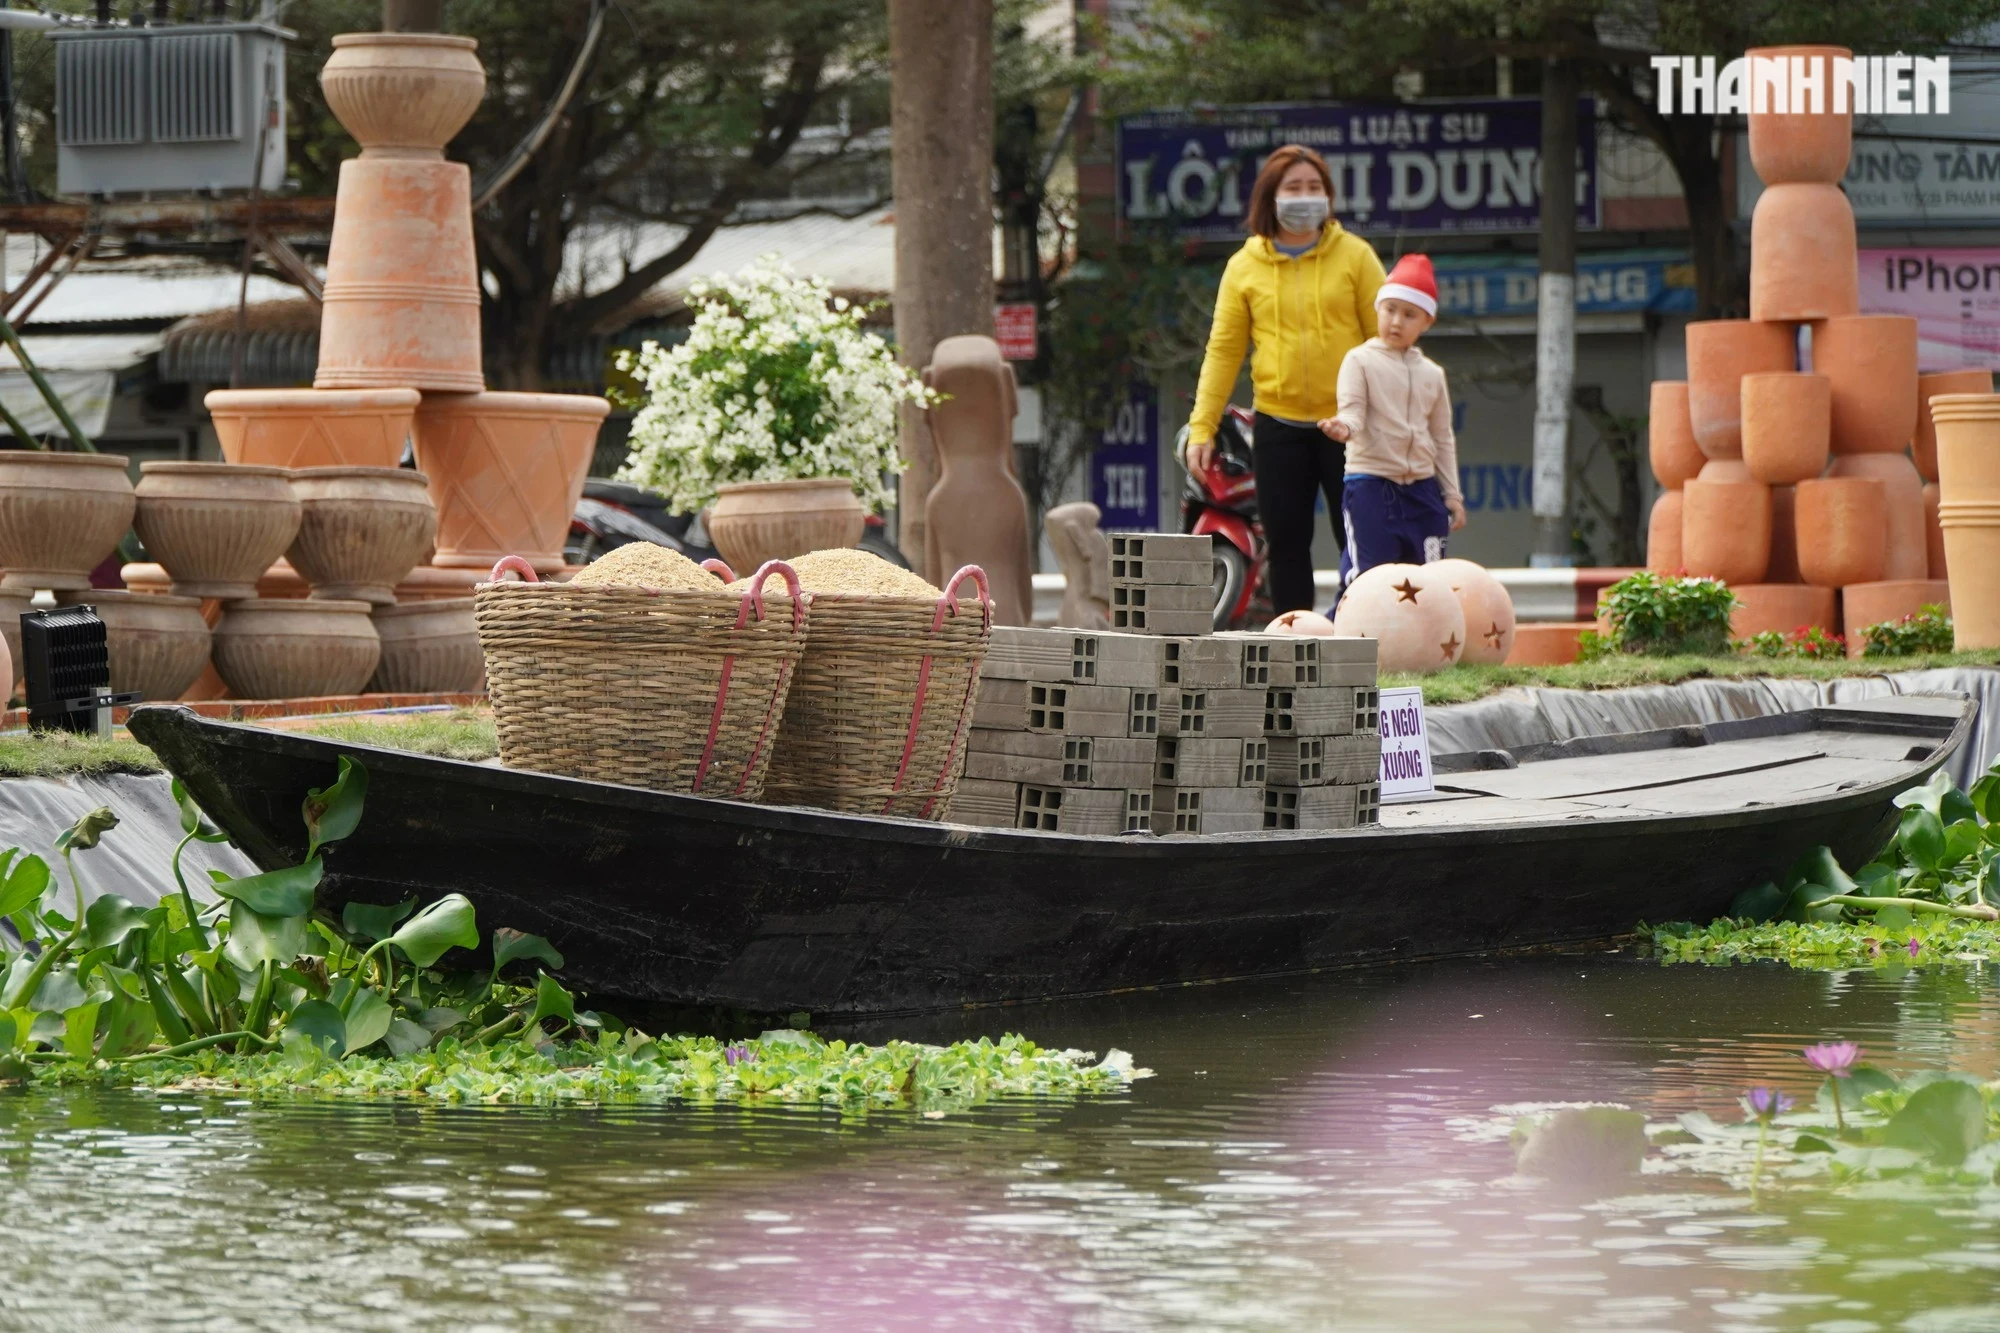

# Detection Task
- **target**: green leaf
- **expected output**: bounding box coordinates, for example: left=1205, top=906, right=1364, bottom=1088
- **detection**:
left=54, top=807, right=117, bottom=855
left=223, top=904, right=308, bottom=972
left=285, top=998, right=346, bottom=1056
left=384, top=894, right=478, bottom=968
left=96, top=989, right=154, bottom=1058
left=492, top=928, right=563, bottom=973
left=83, top=894, right=149, bottom=951
left=171, top=778, right=230, bottom=843
left=381, top=1016, right=432, bottom=1057
left=342, top=898, right=416, bottom=944
left=1895, top=769, right=1954, bottom=815
left=60, top=1001, right=100, bottom=1059
left=1941, top=785, right=1980, bottom=828
left=1868, top=903, right=1916, bottom=931
left=1793, top=1133, right=1836, bottom=1153
left=1885, top=1079, right=1988, bottom=1165
left=1729, top=880, right=1789, bottom=923
left=0, top=853, right=44, bottom=919
left=212, top=859, right=322, bottom=918
left=31, top=967, right=88, bottom=1014
left=1899, top=807, right=1948, bottom=873
left=1971, top=771, right=2000, bottom=823
left=1781, top=884, right=1843, bottom=924
left=1789, top=845, right=1857, bottom=896
left=1817, top=1064, right=1899, bottom=1114
left=1945, top=820, right=1985, bottom=867
left=530, top=972, right=575, bottom=1030
left=303, top=757, right=368, bottom=860
left=343, top=987, right=392, bottom=1054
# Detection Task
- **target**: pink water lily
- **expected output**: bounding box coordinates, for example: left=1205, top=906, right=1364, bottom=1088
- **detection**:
left=1803, top=1042, right=1861, bottom=1078
left=1909, top=938, right=1923, bottom=959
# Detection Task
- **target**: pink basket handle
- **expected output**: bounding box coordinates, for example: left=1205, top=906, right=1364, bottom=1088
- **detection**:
left=701, top=558, right=736, bottom=582
left=489, top=555, right=541, bottom=584
left=734, top=559, right=806, bottom=630
left=931, top=565, right=993, bottom=633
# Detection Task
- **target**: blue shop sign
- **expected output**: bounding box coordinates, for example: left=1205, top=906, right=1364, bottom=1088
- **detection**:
left=1434, top=252, right=1695, bottom=317
left=1093, top=382, right=1160, bottom=531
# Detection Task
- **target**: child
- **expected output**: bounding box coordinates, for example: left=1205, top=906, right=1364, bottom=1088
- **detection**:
left=1317, top=253, right=1465, bottom=590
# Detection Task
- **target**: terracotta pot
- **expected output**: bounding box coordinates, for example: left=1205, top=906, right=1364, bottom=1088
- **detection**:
left=1745, top=45, right=1854, bottom=185
left=1939, top=501, right=2000, bottom=649
left=413, top=392, right=609, bottom=572
left=1928, top=393, right=2000, bottom=504
left=1648, top=380, right=1704, bottom=488
left=1826, top=452, right=1928, bottom=581
left=1739, top=371, right=1830, bottom=484
left=707, top=478, right=868, bottom=574
left=1680, top=477, right=1772, bottom=586
left=55, top=589, right=210, bottom=701
left=1696, top=458, right=1754, bottom=483
left=0, top=587, right=30, bottom=696
left=320, top=33, right=484, bottom=158
left=0, top=452, right=135, bottom=592
left=1646, top=490, right=1684, bottom=574
left=1924, top=481, right=1947, bottom=580
left=1504, top=622, right=1590, bottom=667
left=1427, top=558, right=1514, bottom=666
left=1750, top=184, right=1859, bottom=323
left=1794, top=477, right=1887, bottom=588
left=369, top=598, right=484, bottom=693
left=1767, top=484, right=1803, bottom=584
left=1915, top=370, right=1992, bottom=482
left=133, top=461, right=300, bottom=600
left=1840, top=580, right=1953, bottom=657
left=286, top=467, right=438, bottom=605
left=208, top=388, right=420, bottom=470
left=1686, top=319, right=1797, bottom=458
left=212, top=598, right=381, bottom=700
left=1330, top=562, right=1466, bottom=673
left=1729, top=584, right=1838, bottom=641
left=1811, top=315, right=1919, bottom=455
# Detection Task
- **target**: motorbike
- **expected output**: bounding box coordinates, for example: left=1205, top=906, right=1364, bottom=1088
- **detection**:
left=567, top=478, right=913, bottom=571
left=1175, top=404, right=1269, bottom=630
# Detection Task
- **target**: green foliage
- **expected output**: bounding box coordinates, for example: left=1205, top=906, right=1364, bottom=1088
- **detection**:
left=1387, top=647, right=2000, bottom=706
left=1742, top=625, right=1846, bottom=661
left=1594, top=571, right=1738, bottom=656
left=1647, top=915, right=2000, bottom=969
left=1861, top=604, right=1956, bottom=657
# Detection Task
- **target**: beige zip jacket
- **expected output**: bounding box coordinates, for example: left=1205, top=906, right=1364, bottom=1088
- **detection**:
left=1329, top=337, right=1462, bottom=505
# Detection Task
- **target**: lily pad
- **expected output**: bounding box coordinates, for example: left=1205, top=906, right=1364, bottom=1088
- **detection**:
left=1885, top=1079, right=1988, bottom=1165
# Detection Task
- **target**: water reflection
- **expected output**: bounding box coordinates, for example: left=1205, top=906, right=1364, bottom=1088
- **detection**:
left=3, top=956, right=1999, bottom=1329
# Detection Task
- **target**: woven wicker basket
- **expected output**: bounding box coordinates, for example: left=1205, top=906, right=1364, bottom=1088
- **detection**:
left=473, top=556, right=810, bottom=797
left=757, top=564, right=993, bottom=819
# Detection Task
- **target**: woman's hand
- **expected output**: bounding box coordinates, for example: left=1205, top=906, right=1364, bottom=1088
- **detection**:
left=1318, top=417, right=1350, bottom=443
left=1447, top=496, right=1467, bottom=532
left=1185, top=437, right=1216, bottom=474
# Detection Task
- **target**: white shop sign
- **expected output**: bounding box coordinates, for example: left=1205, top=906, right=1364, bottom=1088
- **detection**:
left=1377, top=685, right=1436, bottom=801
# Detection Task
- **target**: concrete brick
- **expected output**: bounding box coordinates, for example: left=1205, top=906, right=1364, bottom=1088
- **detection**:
left=1108, top=555, right=1211, bottom=587
left=1110, top=582, right=1214, bottom=615
left=1171, top=686, right=1267, bottom=739
left=1263, top=686, right=1358, bottom=736
left=973, top=678, right=1132, bottom=735
left=982, top=626, right=1169, bottom=687
left=1152, top=784, right=1263, bottom=836
left=1263, top=732, right=1382, bottom=786
left=1018, top=784, right=1151, bottom=836
left=947, top=778, right=1021, bottom=828
left=1108, top=532, right=1211, bottom=564
left=1261, top=782, right=1382, bottom=831
left=964, top=734, right=1154, bottom=788
left=1110, top=606, right=1214, bottom=636
left=1152, top=735, right=1243, bottom=787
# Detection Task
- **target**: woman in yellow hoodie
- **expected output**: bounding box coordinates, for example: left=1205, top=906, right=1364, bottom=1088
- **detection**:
left=1185, top=144, right=1386, bottom=613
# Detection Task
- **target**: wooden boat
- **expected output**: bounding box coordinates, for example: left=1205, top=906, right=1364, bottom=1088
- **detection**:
left=129, top=695, right=1976, bottom=1017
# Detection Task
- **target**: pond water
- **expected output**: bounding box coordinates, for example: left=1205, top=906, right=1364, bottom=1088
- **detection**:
left=7, top=955, right=2000, bottom=1331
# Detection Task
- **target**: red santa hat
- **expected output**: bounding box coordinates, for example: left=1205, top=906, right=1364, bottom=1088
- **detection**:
left=1376, top=253, right=1438, bottom=317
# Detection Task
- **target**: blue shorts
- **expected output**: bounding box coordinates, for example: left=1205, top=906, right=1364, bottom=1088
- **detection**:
left=1337, top=474, right=1450, bottom=590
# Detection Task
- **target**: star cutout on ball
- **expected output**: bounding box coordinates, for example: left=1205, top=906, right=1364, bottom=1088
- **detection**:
left=1440, top=632, right=1461, bottom=660
left=1483, top=622, right=1505, bottom=649
left=1392, top=579, right=1421, bottom=603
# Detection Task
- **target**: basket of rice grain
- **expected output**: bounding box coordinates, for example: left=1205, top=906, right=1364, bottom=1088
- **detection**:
left=725, top=548, right=993, bottom=819
left=472, top=544, right=810, bottom=798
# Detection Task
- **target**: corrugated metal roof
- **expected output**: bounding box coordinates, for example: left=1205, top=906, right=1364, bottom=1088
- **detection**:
left=0, top=331, right=162, bottom=371
left=568, top=208, right=896, bottom=320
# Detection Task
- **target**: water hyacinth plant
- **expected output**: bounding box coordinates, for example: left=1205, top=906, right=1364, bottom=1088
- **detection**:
left=1580, top=571, right=1739, bottom=659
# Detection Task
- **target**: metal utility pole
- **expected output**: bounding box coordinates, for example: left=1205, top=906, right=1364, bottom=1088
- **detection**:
left=1531, top=57, right=1578, bottom=566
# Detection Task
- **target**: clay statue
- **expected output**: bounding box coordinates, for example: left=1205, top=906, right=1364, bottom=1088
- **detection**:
left=1043, top=501, right=1111, bottom=630
left=922, top=335, right=1035, bottom=627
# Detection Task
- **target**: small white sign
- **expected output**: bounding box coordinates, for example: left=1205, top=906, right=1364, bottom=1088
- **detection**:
left=1377, top=685, right=1436, bottom=801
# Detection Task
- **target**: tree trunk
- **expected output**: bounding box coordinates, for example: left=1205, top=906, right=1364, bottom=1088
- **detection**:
left=1673, top=123, right=1742, bottom=319
left=1532, top=57, right=1578, bottom=564
left=382, top=0, right=446, bottom=32
left=889, top=0, right=994, bottom=580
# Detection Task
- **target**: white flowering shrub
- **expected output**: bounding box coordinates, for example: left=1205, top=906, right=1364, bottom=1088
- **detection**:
left=614, top=257, right=933, bottom=514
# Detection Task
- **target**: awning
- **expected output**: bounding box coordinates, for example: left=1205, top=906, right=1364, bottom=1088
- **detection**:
left=0, top=332, right=162, bottom=439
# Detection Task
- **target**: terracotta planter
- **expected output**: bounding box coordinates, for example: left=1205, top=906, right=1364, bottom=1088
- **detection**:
left=55, top=589, right=210, bottom=701
left=1739, top=371, right=1830, bottom=484
left=1729, top=584, right=1838, bottom=641
left=1504, top=622, right=1590, bottom=667
left=1428, top=558, right=1515, bottom=666
left=1697, top=458, right=1755, bottom=483
left=133, top=461, right=301, bottom=600
left=1750, top=184, right=1859, bottom=323
left=0, top=587, right=30, bottom=695
left=1686, top=319, right=1797, bottom=458
left=413, top=392, right=609, bottom=573
left=212, top=598, right=381, bottom=699
left=1939, top=501, right=2000, bottom=649
left=1915, top=370, right=1992, bottom=482
left=1745, top=46, right=1854, bottom=185
left=1924, top=481, right=1947, bottom=580
left=369, top=598, right=483, bottom=693
left=1767, top=484, right=1803, bottom=583
left=286, top=467, right=438, bottom=605
left=1811, top=315, right=1919, bottom=455
left=208, top=388, right=420, bottom=470
left=1928, top=393, right=2000, bottom=504
left=1840, top=580, right=1952, bottom=657
left=1826, top=453, right=1928, bottom=581
left=1681, top=477, right=1772, bottom=586
left=320, top=33, right=484, bottom=158
left=1646, top=490, right=1684, bottom=574
left=1794, top=477, right=1887, bottom=589
left=1648, top=381, right=1704, bottom=488
left=0, top=452, right=135, bottom=592
left=706, top=478, right=869, bottom=575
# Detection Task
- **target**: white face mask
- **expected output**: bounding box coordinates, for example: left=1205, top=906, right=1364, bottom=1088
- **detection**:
left=1274, top=195, right=1329, bottom=234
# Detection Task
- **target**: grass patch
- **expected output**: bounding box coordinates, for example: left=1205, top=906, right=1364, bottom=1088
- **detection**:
left=0, top=730, right=161, bottom=777
left=1644, top=916, right=2000, bottom=969
left=1389, top=649, right=2000, bottom=707
left=286, top=708, right=498, bottom=763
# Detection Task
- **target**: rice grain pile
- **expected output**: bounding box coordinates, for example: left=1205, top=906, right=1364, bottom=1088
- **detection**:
left=729, top=548, right=941, bottom=598
left=567, top=541, right=720, bottom=591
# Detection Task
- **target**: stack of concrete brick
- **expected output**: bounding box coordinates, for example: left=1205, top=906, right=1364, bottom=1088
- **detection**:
left=1109, top=532, right=1215, bottom=635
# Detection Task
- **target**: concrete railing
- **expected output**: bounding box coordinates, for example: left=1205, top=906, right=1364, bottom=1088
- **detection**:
left=1031, top=567, right=1638, bottom=627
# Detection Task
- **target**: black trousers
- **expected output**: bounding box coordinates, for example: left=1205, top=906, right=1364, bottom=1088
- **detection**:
left=1252, top=412, right=1345, bottom=613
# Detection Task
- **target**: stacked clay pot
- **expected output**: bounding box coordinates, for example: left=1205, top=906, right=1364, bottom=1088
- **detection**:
left=287, top=467, right=438, bottom=605
left=1646, top=381, right=1699, bottom=574
left=0, top=453, right=135, bottom=592
left=1927, top=393, right=2000, bottom=649
left=369, top=598, right=483, bottom=693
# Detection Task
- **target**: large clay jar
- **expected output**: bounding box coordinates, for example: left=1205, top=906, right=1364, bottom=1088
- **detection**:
left=1730, top=584, right=1838, bottom=641
left=0, top=452, right=135, bottom=592
left=1924, top=481, right=1947, bottom=580
left=1841, top=580, right=1953, bottom=657
left=1649, top=380, right=1704, bottom=489
left=55, top=589, right=210, bottom=701
left=1681, top=477, right=1772, bottom=586
left=1938, top=501, right=2000, bottom=649
left=1740, top=371, right=1830, bottom=484
left=1928, top=393, right=2000, bottom=504
left=287, top=467, right=438, bottom=605
left=1330, top=562, right=1466, bottom=673
left=1750, top=184, right=1859, bottom=323
left=707, top=479, right=867, bottom=575
left=1812, top=315, right=1919, bottom=454
left=208, top=388, right=419, bottom=470
left=1915, top=370, right=1992, bottom=482
left=1697, top=458, right=1754, bottom=483
left=1428, top=558, right=1514, bottom=665
left=319, top=31, right=485, bottom=156
left=1646, top=490, right=1684, bottom=573
left=1686, top=319, right=1797, bottom=458
left=1826, top=453, right=1928, bottom=581
left=212, top=599, right=381, bottom=699
left=1767, top=485, right=1803, bottom=583
left=369, top=598, right=484, bottom=693
left=413, top=392, right=609, bottom=573
left=134, top=461, right=301, bottom=600
left=1794, top=476, right=1887, bottom=588
left=1745, top=46, right=1853, bottom=184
